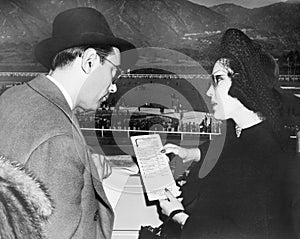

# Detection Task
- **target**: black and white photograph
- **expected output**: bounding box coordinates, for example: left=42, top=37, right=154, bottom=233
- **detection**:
left=0, top=0, right=299, bottom=238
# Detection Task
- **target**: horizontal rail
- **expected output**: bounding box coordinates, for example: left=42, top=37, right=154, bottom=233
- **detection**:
left=81, top=127, right=220, bottom=141
left=0, top=72, right=299, bottom=81
left=81, top=127, right=220, bottom=135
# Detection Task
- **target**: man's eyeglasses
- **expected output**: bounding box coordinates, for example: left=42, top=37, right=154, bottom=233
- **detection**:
left=97, top=53, right=124, bottom=84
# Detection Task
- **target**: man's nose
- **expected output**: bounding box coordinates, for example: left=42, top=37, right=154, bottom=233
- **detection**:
left=108, top=84, right=117, bottom=93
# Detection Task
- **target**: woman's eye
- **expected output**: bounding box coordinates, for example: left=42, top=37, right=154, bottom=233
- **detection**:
left=215, top=76, right=222, bottom=84
left=212, top=75, right=224, bottom=87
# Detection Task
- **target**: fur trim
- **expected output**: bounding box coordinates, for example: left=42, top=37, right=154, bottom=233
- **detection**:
left=0, top=155, right=54, bottom=238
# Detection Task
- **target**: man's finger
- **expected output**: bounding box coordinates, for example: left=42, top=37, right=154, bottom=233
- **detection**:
left=91, top=154, right=112, bottom=180
left=91, top=154, right=100, bottom=166
left=101, top=156, right=112, bottom=179
left=105, top=162, right=112, bottom=178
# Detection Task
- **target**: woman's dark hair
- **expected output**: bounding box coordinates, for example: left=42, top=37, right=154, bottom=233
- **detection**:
left=218, top=28, right=287, bottom=149
left=50, top=45, right=113, bottom=70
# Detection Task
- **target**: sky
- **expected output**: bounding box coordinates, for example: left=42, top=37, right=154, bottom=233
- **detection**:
left=187, top=0, right=288, bottom=8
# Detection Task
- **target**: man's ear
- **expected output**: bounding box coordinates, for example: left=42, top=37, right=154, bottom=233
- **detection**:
left=81, top=48, right=98, bottom=74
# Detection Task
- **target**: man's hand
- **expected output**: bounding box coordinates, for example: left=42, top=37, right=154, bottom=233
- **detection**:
left=91, top=153, right=112, bottom=181
left=161, top=143, right=201, bottom=163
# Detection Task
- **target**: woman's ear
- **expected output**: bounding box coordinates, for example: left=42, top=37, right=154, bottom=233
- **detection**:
left=81, top=48, right=98, bottom=74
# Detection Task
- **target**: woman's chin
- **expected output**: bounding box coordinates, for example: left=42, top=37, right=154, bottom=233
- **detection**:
left=213, top=112, right=225, bottom=121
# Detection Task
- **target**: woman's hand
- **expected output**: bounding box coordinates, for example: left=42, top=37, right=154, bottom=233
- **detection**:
left=161, top=143, right=201, bottom=163
left=159, top=189, right=189, bottom=226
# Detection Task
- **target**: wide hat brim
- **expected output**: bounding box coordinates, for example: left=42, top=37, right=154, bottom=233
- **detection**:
left=35, top=32, right=137, bottom=70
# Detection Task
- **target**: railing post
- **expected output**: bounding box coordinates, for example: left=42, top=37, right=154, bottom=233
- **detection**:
left=297, top=130, right=300, bottom=154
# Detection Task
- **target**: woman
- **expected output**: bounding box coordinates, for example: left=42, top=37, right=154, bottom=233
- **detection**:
left=159, top=28, right=294, bottom=238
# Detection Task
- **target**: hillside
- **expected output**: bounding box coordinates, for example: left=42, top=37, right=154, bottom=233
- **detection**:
left=0, top=0, right=298, bottom=72
left=211, top=2, right=300, bottom=55
left=211, top=3, right=251, bottom=27
left=0, top=0, right=228, bottom=70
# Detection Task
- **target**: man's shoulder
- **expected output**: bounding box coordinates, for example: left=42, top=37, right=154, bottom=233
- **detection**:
left=0, top=83, right=73, bottom=138
left=1, top=77, right=42, bottom=104
left=0, top=82, right=28, bottom=100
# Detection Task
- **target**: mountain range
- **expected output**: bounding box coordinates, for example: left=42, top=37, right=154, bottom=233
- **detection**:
left=0, top=0, right=299, bottom=71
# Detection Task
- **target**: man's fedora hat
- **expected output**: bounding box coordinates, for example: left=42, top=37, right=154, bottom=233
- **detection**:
left=35, top=7, right=137, bottom=69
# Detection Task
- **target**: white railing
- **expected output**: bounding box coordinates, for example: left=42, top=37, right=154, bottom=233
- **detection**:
left=81, top=127, right=220, bottom=140
left=278, top=75, right=300, bottom=82
left=0, top=72, right=43, bottom=77
left=0, top=72, right=299, bottom=81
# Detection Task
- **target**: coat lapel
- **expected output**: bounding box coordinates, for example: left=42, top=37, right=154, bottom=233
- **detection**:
left=72, top=114, right=114, bottom=213
left=27, top=75, right=114, bottom=213
left=28, top=75, right=72, bottom=116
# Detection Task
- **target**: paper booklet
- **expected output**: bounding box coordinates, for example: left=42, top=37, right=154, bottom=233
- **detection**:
left=130, top=134, right=181, bottom=201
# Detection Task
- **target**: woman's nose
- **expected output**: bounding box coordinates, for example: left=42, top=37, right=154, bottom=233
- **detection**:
left=206, top=84, right=213, bottom=97
left=108, top=84, right=117, bottom=93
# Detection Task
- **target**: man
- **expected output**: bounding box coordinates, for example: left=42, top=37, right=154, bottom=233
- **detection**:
left=0, top=7, right=136, bottom=239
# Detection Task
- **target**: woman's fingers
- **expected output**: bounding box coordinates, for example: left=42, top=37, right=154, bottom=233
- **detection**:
left=160, top=143, right=180, bottom=155
left=164, top=188, right=177, bottom=201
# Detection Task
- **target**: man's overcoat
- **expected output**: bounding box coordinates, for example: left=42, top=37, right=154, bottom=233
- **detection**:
left=0, top=74, right=114, bottom=239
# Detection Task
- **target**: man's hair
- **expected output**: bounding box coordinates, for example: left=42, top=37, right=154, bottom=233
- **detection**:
left=50, top=46, right=114, bottom=70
